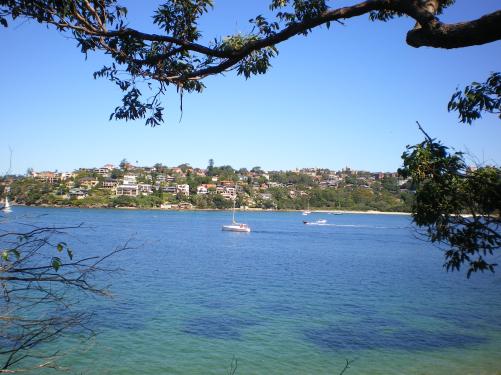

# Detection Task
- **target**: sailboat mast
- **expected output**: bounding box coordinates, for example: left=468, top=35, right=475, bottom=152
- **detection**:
left=232, top=198, right=236, bottom=223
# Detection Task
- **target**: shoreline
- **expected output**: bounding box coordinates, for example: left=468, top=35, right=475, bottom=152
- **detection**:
left=8, top=203, right=411, bottom=216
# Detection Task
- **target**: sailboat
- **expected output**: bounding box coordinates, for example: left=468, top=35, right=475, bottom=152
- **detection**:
left=3, top=196, right=12, bottom=213
left=302, top=200, right=311, bottom=216
left=222, top=198, right=250, bottom=232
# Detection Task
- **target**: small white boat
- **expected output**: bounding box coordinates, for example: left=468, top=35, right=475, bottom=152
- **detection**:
left=222, top=199, right=250, bottom=233
left=2, top=197, right=12, bottom=213
left=316, top=219, right=327, bottom=224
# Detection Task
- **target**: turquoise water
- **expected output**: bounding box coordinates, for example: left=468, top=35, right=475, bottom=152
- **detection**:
left=2, top=207, right=501, bottom=374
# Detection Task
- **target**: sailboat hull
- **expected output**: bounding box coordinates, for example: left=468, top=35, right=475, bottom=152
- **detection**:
left=3, top=197, right=11, bottom=213
left=222, top=224, right=251, bottom=232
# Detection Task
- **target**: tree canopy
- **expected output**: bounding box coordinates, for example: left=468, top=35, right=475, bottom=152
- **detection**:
left=0, top=0, right=499, bottom=125
left=400, top=123, right=501, bottom=278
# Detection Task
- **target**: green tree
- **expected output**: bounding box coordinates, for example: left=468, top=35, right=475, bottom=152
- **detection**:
left=119, top=158, right=128, bottom=171
left=207, top=159, right=215, bottom=176
left=400, top=123, right=501, bottom=277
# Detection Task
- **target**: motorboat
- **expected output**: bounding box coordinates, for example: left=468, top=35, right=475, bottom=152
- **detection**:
left=303, top=219, right=327, bottom=225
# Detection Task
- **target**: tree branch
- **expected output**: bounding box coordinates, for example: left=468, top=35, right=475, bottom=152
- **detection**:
left=407, top=10, right=501, bottom=48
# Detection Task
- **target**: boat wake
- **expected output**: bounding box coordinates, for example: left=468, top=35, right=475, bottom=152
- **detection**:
left=305, top=223, right=407, bottom=229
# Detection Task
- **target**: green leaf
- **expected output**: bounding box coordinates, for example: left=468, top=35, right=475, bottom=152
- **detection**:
left=52, top=257, right=62, bottom=271
left=2, top=250, right=9, bottom=261
left=57, top=243, right=63, bottom=252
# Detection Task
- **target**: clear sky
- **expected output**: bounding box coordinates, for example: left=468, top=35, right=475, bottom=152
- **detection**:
left=0, top=0, right=500, bottom=174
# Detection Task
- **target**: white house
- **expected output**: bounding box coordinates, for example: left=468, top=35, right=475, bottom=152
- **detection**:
left=123, top=175, right=137, bottom=185
left=176, top=184, right=190, bottom=196
left=197, top=185, right=208, bottom=195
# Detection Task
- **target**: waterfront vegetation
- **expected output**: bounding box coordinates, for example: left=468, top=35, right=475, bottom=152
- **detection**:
left=1, top=163, right=414, bottom=212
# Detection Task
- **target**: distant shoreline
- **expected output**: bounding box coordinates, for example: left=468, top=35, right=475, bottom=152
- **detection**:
left=8, top=203, right=412, bottom=216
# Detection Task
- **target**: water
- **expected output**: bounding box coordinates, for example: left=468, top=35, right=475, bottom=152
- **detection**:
left=2, top=207, right=500, bottom=374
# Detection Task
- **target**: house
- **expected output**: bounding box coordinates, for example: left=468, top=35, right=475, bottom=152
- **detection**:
left=102, top=178, right=118, bottom=189
left=197, top=185, right=208, bottom=195
left=171, top=167, right=184, bottom=175
left=57, top=172, right=75, bottom=180
left=162, top=186, right=177, bottom=193
left=79, top=177, right=99, bottom=189
left=138, top=183, right=153, bottom=195
left=69, top=188, right=88, bottom=200
left=260, top=193, right=272, bottom=200
left=216, top=185, right=236, bottom=200
left=176, top=184, right=190, bottom=196
left=95, top=166, right=112, bottom=177
left=116, top=184, right=139, bottom=196
left=34, top=171, right=60, bottom=185
left=193, top=168, right=206, bottom=177
left=122, top=175, right=137, bottom=185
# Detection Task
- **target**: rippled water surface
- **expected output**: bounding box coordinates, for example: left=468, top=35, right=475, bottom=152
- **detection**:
left=3, top=207, right=501, bottom=374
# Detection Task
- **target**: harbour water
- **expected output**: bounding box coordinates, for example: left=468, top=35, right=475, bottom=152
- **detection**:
left=2, top=207, right=500, bottom=374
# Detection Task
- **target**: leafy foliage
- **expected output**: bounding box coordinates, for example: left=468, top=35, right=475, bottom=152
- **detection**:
left=400, top=130, right=501, bottom=277
left=448, top=72, right=501, bottom=125
left=2, top=0, right=495, bottom=125
left=369, top=0, right=456, bottom=22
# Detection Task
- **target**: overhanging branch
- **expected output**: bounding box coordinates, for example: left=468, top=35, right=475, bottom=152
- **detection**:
left=407, top=10, right=501, bottom=48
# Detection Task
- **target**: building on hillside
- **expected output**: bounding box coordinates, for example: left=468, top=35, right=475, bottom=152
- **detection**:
left=193, top=168, right=206, bottom=177
left=69, top=188, right=88, bottom=200
left=162, top=186, right=177, bottom=193
left=116, top=184, right=139, bottom=196
left=176, top=184, right=190, bottom=196
left=138, top=183, right=153, bottom=195
left=95, top=165, right=113, bottom=177
left=197, top=185, right=208, bottom=195
left=57, top=172, right=75, bottom=180
left=79, top=177, right=99, bottom=189
left=123, top=175, right=137, bottom=185
left=216, top=185, right=236, bottom=200
left=102, top=178, right=118, bottom=189
left=34, top=171, right=60, bottom=185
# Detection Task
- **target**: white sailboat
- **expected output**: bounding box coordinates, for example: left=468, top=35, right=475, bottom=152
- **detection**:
left=3, top=196, right=12, bottom=213
left=302, top=200, right=311, bottom=216
left=222, top=199, right=250, bottom=232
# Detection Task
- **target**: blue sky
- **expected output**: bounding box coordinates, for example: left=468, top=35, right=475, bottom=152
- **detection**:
left=0, top=0, right=500, bottom=174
